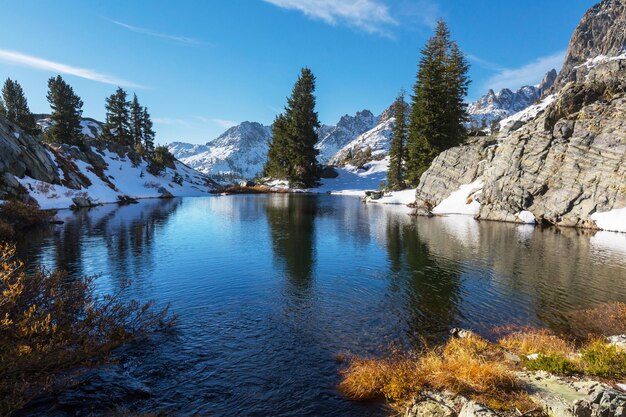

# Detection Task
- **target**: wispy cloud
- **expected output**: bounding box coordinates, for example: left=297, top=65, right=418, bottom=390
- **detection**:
left=194, top=116, right=238, bottom=128
left=153, top=117, right=191, bottom=126
left=0, top=48, right=144, bottom=88
left=107, top=19, right=207, bottom=46
left=264, top=0, right=398, bottom=36
left=466, top=53, right=505, bottom=72
left=481, top=51, right=566, bottom=92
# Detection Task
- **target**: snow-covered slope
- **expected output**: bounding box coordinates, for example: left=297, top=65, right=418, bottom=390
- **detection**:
left=315, top=110, right=377, bottom=164
left=20, top=149, right=213, bottom=209
left=328, top=117, right=394, bottom=166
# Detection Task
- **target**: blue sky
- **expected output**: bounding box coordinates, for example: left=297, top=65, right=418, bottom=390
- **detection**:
left=0, top=0, right=595, bottom=144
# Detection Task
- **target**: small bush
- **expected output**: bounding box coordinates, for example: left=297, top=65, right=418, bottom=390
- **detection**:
left=147, top=146, right=175, bottom=176
left=524, top=354, right=579, bottom=375
left=580, top=339, right=626, bottom=379
left=0, top=200, right=55, bottom=234
left=0, top=243, right=174, bottom=415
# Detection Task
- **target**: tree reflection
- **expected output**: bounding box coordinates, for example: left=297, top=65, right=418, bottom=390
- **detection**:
left=266, top=194, right=317, bottom=294
left=385, top=216, right=462, bottom=345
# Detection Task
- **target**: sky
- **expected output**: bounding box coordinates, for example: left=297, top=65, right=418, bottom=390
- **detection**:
left=0, top=0, right=597, bottom=145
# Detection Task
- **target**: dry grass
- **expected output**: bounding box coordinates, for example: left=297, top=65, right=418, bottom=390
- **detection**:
left=498, top=328, right=574, bottom=357
left=0, top=243, right=175, bottom=415
left=0, top=200, right=55, bottom=240
left=339, top=333, right=523, bottom=410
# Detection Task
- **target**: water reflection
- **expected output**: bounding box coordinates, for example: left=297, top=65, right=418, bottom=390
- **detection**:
left=266, top=194, right=317, bottom=293
left=13, top=195, right=626, bottom=417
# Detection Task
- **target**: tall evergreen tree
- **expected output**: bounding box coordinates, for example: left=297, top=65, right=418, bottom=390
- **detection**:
left=130, top=94, right=143, bottom=148
left=141, top=107, right=155, bottom=154
left=45, top=75, right=84, bottom=146
left=405, top=19, right=470, bottom=186
left=265, top=68, right=320, bottom=187
left=263, top=113, right=290, bottom=179
left=387, top=91, right=407, bottom=191
left=101, top=87, right=131, bottom=145
left=1, top=78, right=38, bottom=135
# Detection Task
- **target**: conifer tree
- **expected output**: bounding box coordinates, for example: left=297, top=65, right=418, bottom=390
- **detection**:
left=405, top=19, right=470, bottom=186
left=130, top=94, right=143, bottom=148
left=264, top=113, right=290, bottom=179
left=264, top=67, right=320, bottom=187
left=101, top=87, right=131, bottom=145
left=387, top=91, right=407, bottom=191
left=45, top=75, right=84, bottom=146
left=141, top=107, right=155, bottom=154
left=1, top=78, right=38, bottom=135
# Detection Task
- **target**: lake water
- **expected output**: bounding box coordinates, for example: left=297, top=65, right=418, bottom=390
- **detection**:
left=15, top=195, right=626, bottom=416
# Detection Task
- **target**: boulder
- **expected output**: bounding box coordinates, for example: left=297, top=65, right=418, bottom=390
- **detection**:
left=157, top=186, right=174, bottom=198
left=71, top=196, right=97, bottom=208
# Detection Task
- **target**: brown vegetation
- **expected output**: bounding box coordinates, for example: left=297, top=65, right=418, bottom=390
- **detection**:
left=0, top=200, right=55, bottom=241
left=0, top=243, right=174, bottom=415
left=567, top=302, right=626, bottom=337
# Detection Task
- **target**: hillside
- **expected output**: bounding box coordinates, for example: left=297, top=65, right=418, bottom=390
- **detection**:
left=0, top=115, right=216, bottom=209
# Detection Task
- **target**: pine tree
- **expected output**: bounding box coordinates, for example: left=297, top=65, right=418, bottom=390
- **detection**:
left=405, top=19, right=470, bottom=186
left=130, top=94, right=143, bottom=148
left=387, top=91, right=407, bottom=191
left=45, top=75, right=84, bottom=146
left=141, top=107, right=155, bottom=154
left=264, top=68, right=320, bottom=187
left=101, top=87, right=131, bottom=145
left=1, top=78, right=38, bottom=135
left=264, top=113, right=290, bottom=178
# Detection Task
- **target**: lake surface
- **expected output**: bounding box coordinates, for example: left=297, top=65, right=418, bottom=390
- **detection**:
left=16, top=194, right=626, bottom=416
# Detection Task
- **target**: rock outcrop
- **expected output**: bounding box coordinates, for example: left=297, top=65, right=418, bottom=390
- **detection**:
left=415, top=0, right=626, bottom=232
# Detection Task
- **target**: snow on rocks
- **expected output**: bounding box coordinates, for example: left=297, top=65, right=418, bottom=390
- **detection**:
left=498, top=94, right=556, bottom=133
left=591, top=206, right=626, bottom=233
left=432, top=180, right=483, bottom=216
left=17, top=147, right=214, bottom=209
left=516, top=210, right=536, bottom=224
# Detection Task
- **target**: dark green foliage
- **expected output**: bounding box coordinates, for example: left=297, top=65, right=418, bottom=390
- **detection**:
left=101, top=87, right=131, bottom=145
left=130, top=94, right=143, bottom=148
left=142, top=106, right=155, bottom=154
left=405, top=19, right=470, bottom=186
left=263, top=113, right=290, bottom=179
left=264, top=68, right=320, bottom=187
left=148, top=145, right=175, bottom=176
left=387, top=91, right=407, bottom=191
left=44, top=75, right=84, bottom=146
left=1, top=78, right=38, bottom=135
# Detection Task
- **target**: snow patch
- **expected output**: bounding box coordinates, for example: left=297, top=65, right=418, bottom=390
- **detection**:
left=516, top=210, right=536, bottom=224
left=499, top=94, right=556, bottom=129
left=432, top=180, right=483, bottom=215
left=573, top=51, right=626, bottom=70
left=591, top=206, right=626, bottom=233
left=368, top=188, right=416, bottom=205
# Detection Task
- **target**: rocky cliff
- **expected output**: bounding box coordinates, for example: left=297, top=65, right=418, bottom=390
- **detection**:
left=415, top=0, right=626, bottom=233
left=0, top=115, right=216, bottom=209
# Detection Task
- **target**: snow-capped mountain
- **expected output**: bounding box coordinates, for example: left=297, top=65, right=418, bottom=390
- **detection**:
left=328, top=101, right=409, bottom=167
left=170, top=122, right=272, bottom=180
left=170, top=110, right=377, bottom=180
left=315, top=110, right=377, bottom=164
left=467, top=69, right=557, bottom=129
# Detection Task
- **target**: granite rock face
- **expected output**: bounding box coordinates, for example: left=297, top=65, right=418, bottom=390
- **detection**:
left=415, top=0, right=626, bottom=230
left=550, top=0, right=626, bottom=93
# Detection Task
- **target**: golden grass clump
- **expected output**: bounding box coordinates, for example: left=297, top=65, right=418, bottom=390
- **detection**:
left=0, top=243, right=175, bottom=415
left=339, top=333, right=521, bottom=410
left=498, top=328, right=574, bottom=357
